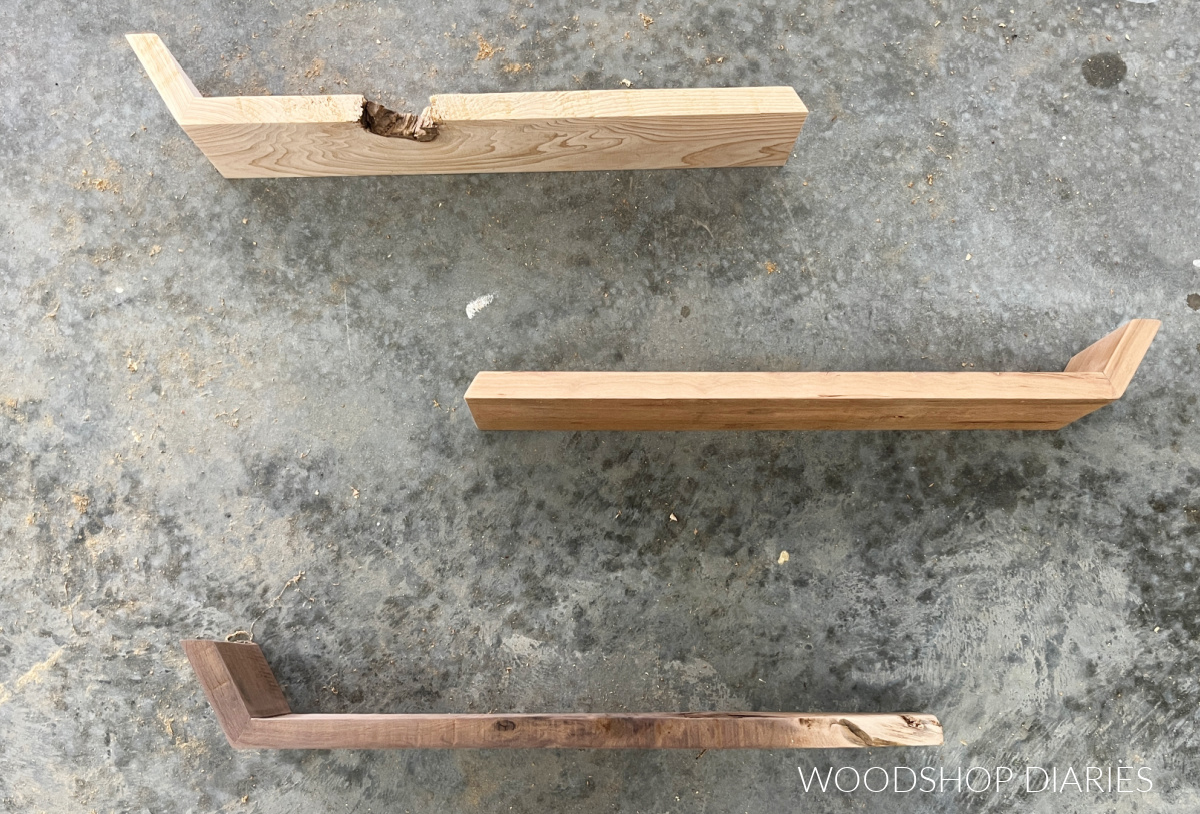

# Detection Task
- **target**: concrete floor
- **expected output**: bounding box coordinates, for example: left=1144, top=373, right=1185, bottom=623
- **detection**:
left=1, top=0, right=1198, bottom=811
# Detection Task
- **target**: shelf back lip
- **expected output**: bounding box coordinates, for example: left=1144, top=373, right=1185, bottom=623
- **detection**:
left=183, top=96, right=367, bottom=126
left=429, top=87, right=808, bottom=122
left=466, top=418, right=1107, bottom=431
left=465, top=371, right=1116, bottom=403
left=128, top=33, right=806, bottom=127
left=253, top=711, right=928, bottom=722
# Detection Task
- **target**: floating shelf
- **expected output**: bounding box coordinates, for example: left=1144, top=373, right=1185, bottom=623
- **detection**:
left=127, top=34, right=807, bottom=178
left=465, top=320, right=1159, bottom=431
left=184, top=640, right=942, bottom=750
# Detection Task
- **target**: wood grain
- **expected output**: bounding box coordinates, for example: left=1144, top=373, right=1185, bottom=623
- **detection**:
left=183, top=641, right=942, bottom=750
left=128, top=34, right=807, bottom=178
left=125, top=33, right=201, bottom=120
left=238, top=711, right=942, bottom=750
left=464, top=320, right=1159, bottom=431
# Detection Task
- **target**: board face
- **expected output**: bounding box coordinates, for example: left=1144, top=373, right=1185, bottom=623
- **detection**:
left=237, top=710, right=943, bottom=750
left=184, top=107, right=806, bottom=178
left=464, top=371, right=1116, bottom=430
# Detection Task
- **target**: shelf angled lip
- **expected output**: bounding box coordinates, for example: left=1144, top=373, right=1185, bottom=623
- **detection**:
left=464, top=319, right=1160, bottom=431
left=183, top=640, right=942, bottom=750
left=126, top=33, right=808, bottom=178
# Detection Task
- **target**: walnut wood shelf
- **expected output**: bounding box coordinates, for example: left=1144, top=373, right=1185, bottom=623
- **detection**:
left=184, top=640, right=942, bottom=750
left=465, top=320, right=1159, bottom=431
left=127, top=34, right=807, bottom=178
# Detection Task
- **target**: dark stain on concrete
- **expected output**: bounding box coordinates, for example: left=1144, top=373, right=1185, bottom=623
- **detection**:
left=1082, top=52, right=1127, bottom=88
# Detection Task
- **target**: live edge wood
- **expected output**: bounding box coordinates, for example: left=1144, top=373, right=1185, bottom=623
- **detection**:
left=182, top=641, right=942, bottom=750
left=127, top=34, right=807, bottom=178
left=465, top=320, right=1160, bottom=431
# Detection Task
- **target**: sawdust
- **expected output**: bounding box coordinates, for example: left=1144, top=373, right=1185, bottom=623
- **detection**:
left=76, top=170, right=118, bottom=192
left=765, top=261, right=779, bottom=274
left=75, top=159, right=123, bottom=193
left=71, top=494, right=89, bottom=514
left=84, top=529, right=120, bottom=561
left=0, top=647, right=64, bottom=707
left=304, top=58, right=325, bottom=78
left=2, top=398, right=24, bottom=422
left=475, top=34, right=501, bottom=60
left=640, top=13, right=654, bottom=28
left=305, top=4, right=353, bottom=18
left=157, top=710, right=176, bottom=739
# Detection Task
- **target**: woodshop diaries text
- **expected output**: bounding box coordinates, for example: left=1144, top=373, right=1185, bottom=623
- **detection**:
left=797, top=765, right=1153, bottom=794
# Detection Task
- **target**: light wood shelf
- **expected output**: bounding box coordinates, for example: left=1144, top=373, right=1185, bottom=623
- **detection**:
left=465, top=320, right=1160, bottom=431
left=127, top=34, right=807, bottom=178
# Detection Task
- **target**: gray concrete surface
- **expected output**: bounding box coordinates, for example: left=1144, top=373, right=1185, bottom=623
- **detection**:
left=1, top=0, right=1198, bottom=811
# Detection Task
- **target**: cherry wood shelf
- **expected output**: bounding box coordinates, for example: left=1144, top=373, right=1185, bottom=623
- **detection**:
left=127, top=34, right=807, bottom=178
left=465, top=320, right=1159, bottom=431
left=183, top=640, right=942, bottom=750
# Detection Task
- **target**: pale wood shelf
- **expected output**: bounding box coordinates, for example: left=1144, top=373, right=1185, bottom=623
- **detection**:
left=127, top=34, right=807, bottom=178
left=465, top=320, right=1160, bottom=431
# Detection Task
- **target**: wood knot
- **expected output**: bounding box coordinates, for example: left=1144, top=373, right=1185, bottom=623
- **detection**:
left=836, top=718, right=886, bottom=747
left=495, top=719, right=517, bottom=731
left=361, top=101, right=437, bottom=141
